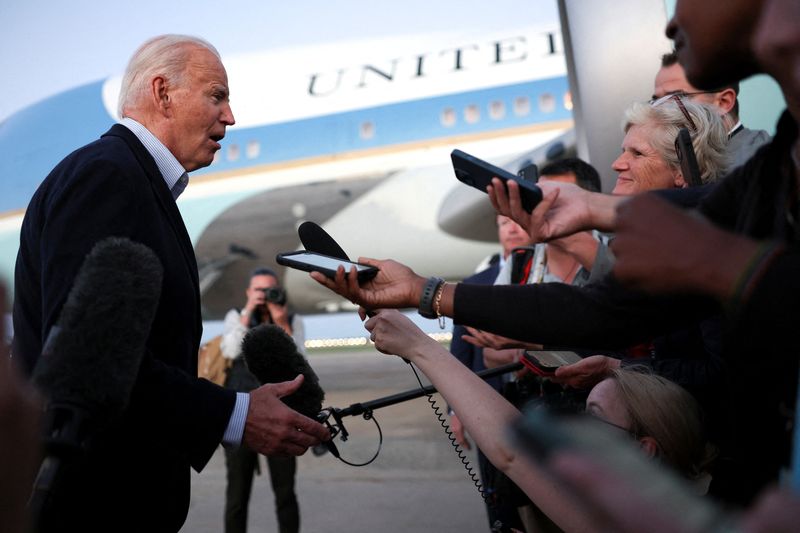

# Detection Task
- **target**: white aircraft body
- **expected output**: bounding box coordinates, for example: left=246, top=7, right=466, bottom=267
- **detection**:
left=0, top=24, right=573, bottom=316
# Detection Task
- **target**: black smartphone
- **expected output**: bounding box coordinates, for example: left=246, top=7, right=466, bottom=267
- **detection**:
left=675, top=128, right=702, bottom=187
left=517, top=162, right=539, bottom=182
left=521, top=350, right=582, bottom=376
left=511, top=409, right=734, bottom=532
left=451, top=149, right=543, bottom=213
left=276, top=251, right=379, bottom=282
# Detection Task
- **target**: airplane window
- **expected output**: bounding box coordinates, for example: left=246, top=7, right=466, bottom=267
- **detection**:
left=489, top=100, right=506, bottom=120
left=359, top=121, right=375, bottom=140
left=563, top=91, right=573, bottom=111
left=464, top=104, right=480, bottom=124
left=513, top=96, right=530, bottom=116
left=539, top=93, right=556, bottom=113
left=246, top=140, right=260, bottom=159
left=227, top=144, right=240, bottom=162
left=441, top=107, right=456, bottom=127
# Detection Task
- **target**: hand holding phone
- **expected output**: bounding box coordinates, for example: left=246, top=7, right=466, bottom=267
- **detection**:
left=521, top=350, right=582, bottom=377
left=451, top=149, right=543, bottom=213
left=276, top=251, right=379, bottom=282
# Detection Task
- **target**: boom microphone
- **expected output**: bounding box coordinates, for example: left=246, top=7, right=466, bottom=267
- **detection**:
left=298, top=221, right=350, bottom=260
left=29, top=237, right=163, bottom=520
left=242, top=324, right=325, bottom=419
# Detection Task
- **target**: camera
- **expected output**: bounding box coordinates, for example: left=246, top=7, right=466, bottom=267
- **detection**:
left=258, top=287, right=287, bottom=305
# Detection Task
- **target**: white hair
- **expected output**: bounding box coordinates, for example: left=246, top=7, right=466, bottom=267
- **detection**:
left=117, top=34, right=220, bottom=118
left=622, top=99, right=729, bottom=184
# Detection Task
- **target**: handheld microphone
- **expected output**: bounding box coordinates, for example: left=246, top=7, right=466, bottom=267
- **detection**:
left=298, top=221, right=350, bottom=260
left=29, top=237, right=163, bottom=520
left=241, top=324, right=325, bottom=419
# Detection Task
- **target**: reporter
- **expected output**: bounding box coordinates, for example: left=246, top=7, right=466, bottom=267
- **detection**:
left=365, top=310, right=712, bottom=531
left=489, top=98, right=728, bottom=245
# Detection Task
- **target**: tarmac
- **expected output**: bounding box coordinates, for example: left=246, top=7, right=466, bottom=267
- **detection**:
left=181, top=347, right=491, bottom=532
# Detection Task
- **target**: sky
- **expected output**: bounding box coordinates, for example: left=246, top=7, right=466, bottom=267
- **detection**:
left=0, top=0, right=549, bottom=123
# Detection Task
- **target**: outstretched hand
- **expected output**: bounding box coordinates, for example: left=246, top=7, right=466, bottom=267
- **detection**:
left=462, top=326, right=536, bottom=350
left=551, top=355, right=621, bottom=389
left=310, top=258, right=425, bottom=310
left=611, top=194, right=758, bottom=299
left=243, top=375, right=330, bottom=456
left=364, top=309, right=436, bottom=359
left=489, top=179, right=597, bottom=242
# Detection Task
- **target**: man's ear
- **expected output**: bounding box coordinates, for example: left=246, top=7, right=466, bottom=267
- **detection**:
left=638, top=436, right=660, bottom=459
left=152, top=76, right=172, bottom=117
left=713, top=88, right=737, bottom=116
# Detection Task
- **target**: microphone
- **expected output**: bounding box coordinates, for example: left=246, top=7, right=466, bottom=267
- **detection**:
left=241, top=324, right=325, bottom=419
left=29, top=237, right=163, bottom=520
left=298, top=221, right=350, bottom=260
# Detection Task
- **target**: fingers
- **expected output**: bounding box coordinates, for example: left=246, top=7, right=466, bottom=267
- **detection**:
left=460, top=334, right=483, bottom=348
left=270, top=375, right=305, bottom=398
left=292, top=411, right=331, bottom=442
left=355, top=256, right=381, bottom=267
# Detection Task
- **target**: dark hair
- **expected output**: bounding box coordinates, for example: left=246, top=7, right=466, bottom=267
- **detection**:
left=250, top=267, right=279, bottom=281
left=660, top=51, right=740, bottom=118
left=539, top=158, right=602, bottom=193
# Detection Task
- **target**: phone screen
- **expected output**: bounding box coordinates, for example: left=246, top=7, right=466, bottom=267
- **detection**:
left=288, top=252, right=373, bottom=272
left=524, top=350, right=582, bottom=370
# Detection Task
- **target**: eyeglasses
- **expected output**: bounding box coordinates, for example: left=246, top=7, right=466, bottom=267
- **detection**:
left=650, top=93, right=697, bottom=133
left=648, top=90, right=716, bottom=105
left=587, top=412, right=637, bottom=439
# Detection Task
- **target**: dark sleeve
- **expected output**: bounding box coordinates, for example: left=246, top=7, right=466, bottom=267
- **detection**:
left=621, top=315, right=726, bottom=389
left=453, top=278, right=717, bottom=350
left=34, top=157, right=233, bottom=471
left=652, top=182, right=716, bottom=208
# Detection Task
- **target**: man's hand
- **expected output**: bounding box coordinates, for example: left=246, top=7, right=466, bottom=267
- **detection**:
left=489, top=179, right=618, bottom=241
left=551, top=355, right=621, bottom=389
left=310, top=258, right=426, bottom=310
left=243, top=287, right=266, bottom=316
left=611, top=194, right=760, bottom=299
left=449, top=414, right=471, bottom=450
left=243, top=375, right=329, bottom=456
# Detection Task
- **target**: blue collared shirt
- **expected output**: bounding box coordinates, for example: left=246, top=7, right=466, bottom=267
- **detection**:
left=118, top=117, right=250, bottom=447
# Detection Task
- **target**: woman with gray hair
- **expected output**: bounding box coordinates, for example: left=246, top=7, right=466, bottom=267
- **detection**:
left=611, top=97, right=728, bottom=194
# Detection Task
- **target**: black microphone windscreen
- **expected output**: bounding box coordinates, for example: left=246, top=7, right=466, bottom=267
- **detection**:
left=242, top=324, right=324, bottom=419
left=32, top=237, right=163, bottom=425
left=298, top=221, right=349, bottom=260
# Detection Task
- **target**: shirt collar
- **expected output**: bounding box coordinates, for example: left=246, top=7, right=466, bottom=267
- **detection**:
left=728, top=120, right=743, bottom=138
left=119, top=117, right=189, bottom=199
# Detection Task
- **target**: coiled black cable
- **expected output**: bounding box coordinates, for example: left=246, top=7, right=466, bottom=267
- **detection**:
left=407, top=362, right=487, bottom=502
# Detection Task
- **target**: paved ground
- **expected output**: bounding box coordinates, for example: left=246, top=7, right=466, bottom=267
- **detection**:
left=182, top=348, right=491, bottom=532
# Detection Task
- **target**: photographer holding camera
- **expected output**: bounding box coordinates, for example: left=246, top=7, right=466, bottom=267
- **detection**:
left=220, top=267, right=305, bottom=533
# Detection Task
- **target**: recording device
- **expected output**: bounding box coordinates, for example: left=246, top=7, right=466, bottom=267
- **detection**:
left=241, top=324, right=325, bottom=419
left=241, top=324, right=340, bottom=457
left=675, top=128, right=702, bottom=187
left=511, top=409, right=737, bottom=532
left=276, top=250, right=379, bottom=282
left=521, top=350, right=582, bottom=376
left=298, top=221, right=350, bottom=260
left=258, top=286, right=287, bottom=305
left=30, top=237, right=163, bottom=523
left=451, top=149, right=543, bottom=213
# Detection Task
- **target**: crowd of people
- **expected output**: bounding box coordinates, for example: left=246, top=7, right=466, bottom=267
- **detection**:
left=310, top=0, right=800, bottom=531
left=3, top=0, right=800, bottom=532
